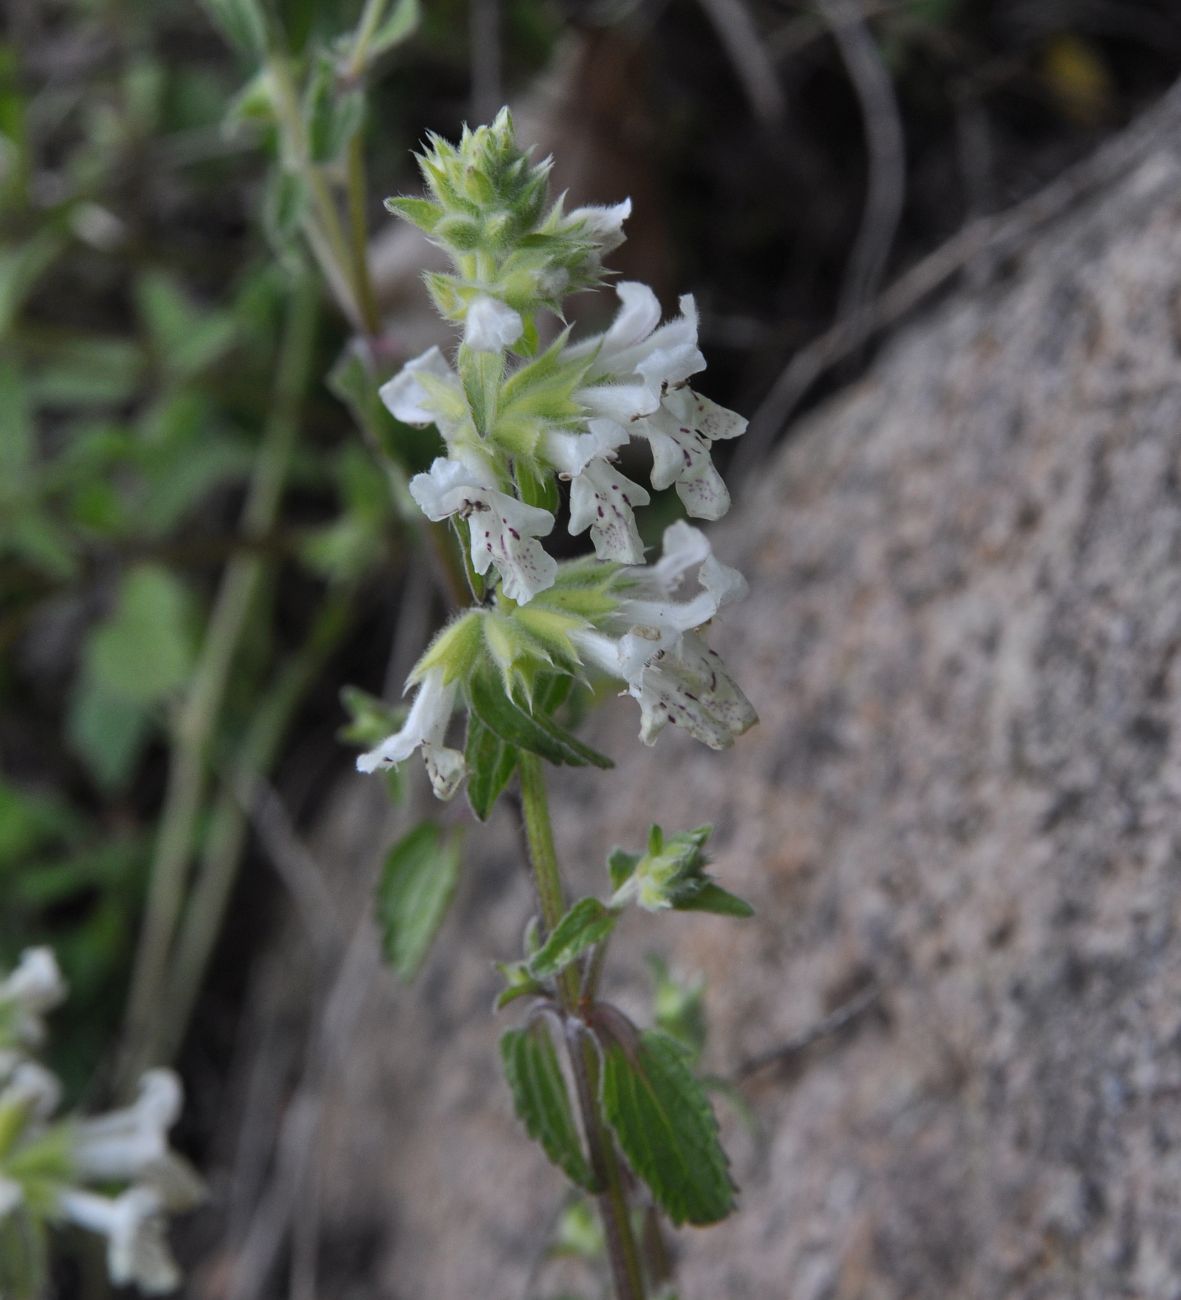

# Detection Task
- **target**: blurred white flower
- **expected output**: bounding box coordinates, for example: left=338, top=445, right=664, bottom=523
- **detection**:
left=356, top=665, right=465, bottom=800
left=58, top=1186, right=180, bottom=1294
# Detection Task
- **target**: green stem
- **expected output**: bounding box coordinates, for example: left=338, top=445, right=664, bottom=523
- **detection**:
left=266, top=47, right=364, bottom=330
left=154, top=586, right=355, bottom=1066
left=343, top=0, right=389, bottom=82
left=517, top=754, right=648, bottom=1300
left=118, top=272, right=320, bottom=1088
left=345, top=131, right=381, bottom=337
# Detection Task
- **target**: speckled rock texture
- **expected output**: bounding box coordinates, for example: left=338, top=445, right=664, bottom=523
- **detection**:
left=236, top=132, right=1181, bottom=1299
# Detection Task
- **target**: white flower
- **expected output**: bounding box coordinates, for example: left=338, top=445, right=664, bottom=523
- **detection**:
left=569, top=282, right=705, bottom=426
left=355, top=666, right=465, bottom=800
left=614, top=521, right=748, bottom=676
left=568, top=458, right=650, bottom=563
left=0, top=1175, right=21, bottom=1219
left=58, top=1186, right=180, bottom=1294
left=543, top=420, right=649, bottom=563
left=629, top=631, right=757, bottom=749
left=567, top=198, right=631, bottom=257
left=464, top=294, right=523, bottom=352
left=410, top=454, right=558, bottom=603
left=0, top=948, right=66, bottom=1046
left=378, top=346, right=467, bottom=439
left=571, top=522, right=755, bottom=748
left=631, top=386, right=748, bottom=520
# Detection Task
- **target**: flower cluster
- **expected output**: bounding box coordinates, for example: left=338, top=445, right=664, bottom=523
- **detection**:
left=0, top=949, right=203, bottom=1295
left=358, top=111, right=755, bottom=797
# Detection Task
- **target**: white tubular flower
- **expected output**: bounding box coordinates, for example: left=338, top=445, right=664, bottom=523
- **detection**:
left=0, top=1175, right=21, bottom=1219
left=410, top=454, right=558, bottom=603
left=464, top=294, right=523, bottom=352
left=567, top=197, right=631, bottom=257
left=58, top=1187, right=180, bottom=1294
left=0, top=948, right=66, bottom=1046
left=544, top=420, right=649, bottom=563
left=632, top=386, right=748, bottom=520
left=571, top=523, right=755, bottom=749
left=567, top=458, right=650, bottom=563
left=68, top=1070, right=200, bottom=1210
left=630, top=631, right=757, bottom=749
left=614, top=521, right=748, bottom=675
left=570, top=282, right=706, bottom=425
left=355, top=666, right=465, bottom=800
left=378, top=346, right=466, bottom=438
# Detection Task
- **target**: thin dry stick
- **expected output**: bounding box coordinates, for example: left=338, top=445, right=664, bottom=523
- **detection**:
left=695, top=0, right=787, bottom=127
left=821, top=0, right=906, bottom=328
left=736, top=982, right=881, bottom=1080
left=734, top=73, right=1181, bottom=480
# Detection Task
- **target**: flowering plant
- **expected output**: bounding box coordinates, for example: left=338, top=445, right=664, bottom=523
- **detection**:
left=351, top=110, right=756, bottom=1299
left=0, top=950, right=203, bottom=1296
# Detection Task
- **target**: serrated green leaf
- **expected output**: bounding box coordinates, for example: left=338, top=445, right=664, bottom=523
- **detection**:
left=464, top=714, right=517, bottom=821
left=468, top=670, right=612, bottom=770
left=672, top=881, right=754, bottom=918
left=600, top=1030, right=736, bottom=1226
left=529, top=898, right=617, bottom=981
left=500, top=1024, right=595, bottom=1190
left=376, top=822, right=460, bottom=980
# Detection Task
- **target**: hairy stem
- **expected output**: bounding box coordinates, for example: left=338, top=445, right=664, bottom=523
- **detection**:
left=119, top=272, right=320, bottom=1088
left=345, top=131, right=382, bottom=338
left=517, top=754, right=648, bottom=1300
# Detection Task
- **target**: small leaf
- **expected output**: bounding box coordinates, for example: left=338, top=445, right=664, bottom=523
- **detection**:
left=66, top=677, right=153, bottom=791
left=464, top=714, right=517, bottom=821
left=493, top=960, right=543, bottom=1010
left=201, top=0, right=268, bottom=55
left=607, top=848, right=639, bottom=893
left=599, top=1030, right=736, bottom=1226
left=368, top=0, right=420, bottom=57
left=376, top=822, right=461, bottom=980
left=384, top=195, right=441, bottom=235
left=338, top=684, right=405, bottom=748
left=528, top=898, right=617, bottom=981
left=500, top=1024, right=595, bottom=1191
left=85, top=566, right=196, bottom=703
left=672, top=881, right=754, bottom=918
left=304, top=52, right=365, bottom=163
left=468, top=670, right=612, bottom=770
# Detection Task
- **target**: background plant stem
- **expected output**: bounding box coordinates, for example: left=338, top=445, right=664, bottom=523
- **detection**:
left=118, top=271, right=320, bottom=1090
left=517, top=754, right=649, bottom=1300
